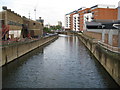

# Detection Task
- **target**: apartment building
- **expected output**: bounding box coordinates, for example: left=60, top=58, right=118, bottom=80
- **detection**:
left=65, top=4, right=118, bottom=32
left=78, top=8, right=90, bottom=31
left=84, top=4, right=117, bottom=24
left=83, top=4, right=119, bottom=48
left=72, top=7, right=87, bottom=31
left=58, top=21, right=62, bottom=26
left=73, top=13, right=79, bottom=31
left=65, top=14, right=70, bottom=30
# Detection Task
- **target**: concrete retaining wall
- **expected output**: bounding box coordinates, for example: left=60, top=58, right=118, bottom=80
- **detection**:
left=1, top=35, right=58, bottom=66
left=77, top=33, right=120, bottom=86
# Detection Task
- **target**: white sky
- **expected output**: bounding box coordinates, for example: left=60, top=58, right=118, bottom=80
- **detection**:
left=0, top=0, right=120, bottom=26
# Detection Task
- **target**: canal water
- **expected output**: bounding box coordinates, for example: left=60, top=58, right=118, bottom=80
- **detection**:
left=2, top=35, right=119, bottom=88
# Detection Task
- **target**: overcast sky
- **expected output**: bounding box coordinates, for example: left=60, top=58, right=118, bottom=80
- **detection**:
left=0, top=0, right=120, bottom=26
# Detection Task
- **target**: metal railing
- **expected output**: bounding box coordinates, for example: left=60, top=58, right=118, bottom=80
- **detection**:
left=98, top=40, right=120, bottom=53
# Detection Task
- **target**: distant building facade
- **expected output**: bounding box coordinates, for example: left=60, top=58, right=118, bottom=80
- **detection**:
left=83, top=4, right=120, bottom=48
left=0, top=6, right=44, bottom=39
left=65, top=4, right=118, bottom=32
left=65, top=14, right=70, bottom=30
left=58, top=21, right=62, bottom=26
left=23, top=17, right=43, bottom=38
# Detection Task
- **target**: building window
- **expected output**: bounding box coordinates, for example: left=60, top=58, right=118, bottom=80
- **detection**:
left=8, top=21, right=22, bottom=26
left=33, top=23, right=36, bottom=25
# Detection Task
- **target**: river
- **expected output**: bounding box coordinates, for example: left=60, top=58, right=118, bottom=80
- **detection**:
left=2, top=35, right=119, bottom=88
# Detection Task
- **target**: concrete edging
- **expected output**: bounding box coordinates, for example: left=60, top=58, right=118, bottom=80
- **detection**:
left=77, top=33, right=120, bottom=86
left=1, top=35, right=59, bottom=67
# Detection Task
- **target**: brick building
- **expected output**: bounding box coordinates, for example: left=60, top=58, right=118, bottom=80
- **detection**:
left=83, top=4, right=120, bottom=48
left=23, top=17, right=43, bottom=38
left=78, top=8, right=90, bottom=31
left=65, top=13, right=72, bottom=30
left=72, top=7, right=87, bottom=31
left=65, top=4, right=118, bottom=32
left=0, top=6, right=43, bottom=39
left=1, top=6, right=23, bottom=39
left=65, top=4, right=119, bottom=48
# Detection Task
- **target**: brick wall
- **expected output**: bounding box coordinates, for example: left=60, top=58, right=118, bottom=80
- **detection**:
left=104, top=34, right=108, bottom=44
left=112, top=35, right=118, bottom=47
left=83, top=31, right=102, bottom=40
left=1, top=10, right=43, bottom=38
left=6, top=10, right=23, bottom=30
left=70, top=13, right=75, bottom=30
left=78, top=8, right=90, bottom=31
left=91, top=8, right=118, bottom=20
left=84, top=30, right=119, bottom=47
left=23, top=18, right=43, bottom=36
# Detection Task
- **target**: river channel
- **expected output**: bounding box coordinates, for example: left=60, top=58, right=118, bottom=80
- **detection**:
left=2, top=35, right=119, bottom=88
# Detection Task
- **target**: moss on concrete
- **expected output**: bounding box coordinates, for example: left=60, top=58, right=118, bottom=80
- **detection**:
left=96, top=44, right=120, bottom=60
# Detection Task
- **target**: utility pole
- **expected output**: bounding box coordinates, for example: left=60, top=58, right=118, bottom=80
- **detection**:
left=29, top=11, right=30, bottom=19
left=34, top=8, right=36, bottom=20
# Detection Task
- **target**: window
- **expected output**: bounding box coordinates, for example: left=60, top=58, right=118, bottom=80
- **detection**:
left=8, top=21, right=22, bottom=26
left=33, top=23, right=36, bottom=25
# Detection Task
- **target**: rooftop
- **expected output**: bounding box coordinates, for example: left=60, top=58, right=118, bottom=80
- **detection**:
left=90, top=4, right=116, bottom=9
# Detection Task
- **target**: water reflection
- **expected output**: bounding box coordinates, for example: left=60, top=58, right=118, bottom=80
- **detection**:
left=2, top=35, right=119, bottom=88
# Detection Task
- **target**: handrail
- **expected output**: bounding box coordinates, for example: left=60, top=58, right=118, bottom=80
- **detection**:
left=98, top=41, right=120, bottom=53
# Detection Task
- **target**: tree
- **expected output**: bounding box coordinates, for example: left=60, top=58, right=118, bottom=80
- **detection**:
left=43, top=27, right=51, bottom=33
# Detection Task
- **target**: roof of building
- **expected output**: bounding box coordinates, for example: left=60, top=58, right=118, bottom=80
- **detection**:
left=65, top=7, right=87, bottom=15
left=86, top=20, right=120, bottom=29
left=90, top=4, right=116, bottom=10
left=2, top=6, right=22, bottom=18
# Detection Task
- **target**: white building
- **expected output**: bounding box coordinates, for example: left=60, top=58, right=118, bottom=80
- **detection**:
left=65, top=14, right=70, bottom=30
left=90, top=4, right=115, bottom=10
left=73, top=13, right=79, bottom=31
left=58, top=21, right=62, bottom=26
left=83, top=13, right=93, bottom=30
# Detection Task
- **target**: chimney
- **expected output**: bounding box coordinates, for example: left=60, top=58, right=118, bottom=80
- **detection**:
left=118, top=1, right=120, bottom=20
left=2, top=6, right=7, bottom=10
left=39, top=17, right=41, bottom=20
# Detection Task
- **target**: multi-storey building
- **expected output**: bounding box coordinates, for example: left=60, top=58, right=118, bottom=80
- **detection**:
left=72, top=7, right=86, bottom=31
left=83, top=4, right=120, bottom=48
left=1, top=6, right=23, bottom=39
left=0, top=6, right=43, bottom=39
left=84, top=4, right=117, bottom=24
left=23, top=17, right=43, bottom=38
left=69, top=11, right=76, bottom=30
left=78, top=8, right=90, bottom=31
left=65, top=4, right=118, bottom=32
left=58, top=21, right=62, bottom=26
left=73, top=13, right=79, bottom=31
left=65, top=14, right=71, bottom=30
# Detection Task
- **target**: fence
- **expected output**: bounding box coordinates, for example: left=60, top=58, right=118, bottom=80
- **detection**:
left=98, top=40, right=120, bottom=53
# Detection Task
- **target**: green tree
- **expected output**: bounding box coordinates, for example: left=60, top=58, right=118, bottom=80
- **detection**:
left=43, top=27, right=51, bottom=33
left=56, top=25, right=62, bottom=30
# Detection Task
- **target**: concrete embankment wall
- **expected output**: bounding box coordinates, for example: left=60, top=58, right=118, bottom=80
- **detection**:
left=77, top=33, right=120, bottom=86
left=1, top=35, right=58, bottom=67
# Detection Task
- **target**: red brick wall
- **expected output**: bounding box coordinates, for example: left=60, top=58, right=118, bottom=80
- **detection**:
left=78, top=8, right=90, bottom=31
left=104, top=34, right=108, bottom=44
left=83, top=31, right=119, bottom=47
left=112, top=35, right=118, bottom=47
left=70, top=13, right=75, bottom=30
left=83, top=31, right=102, bottom=40
left=91, top=8, right=118, bottom=20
